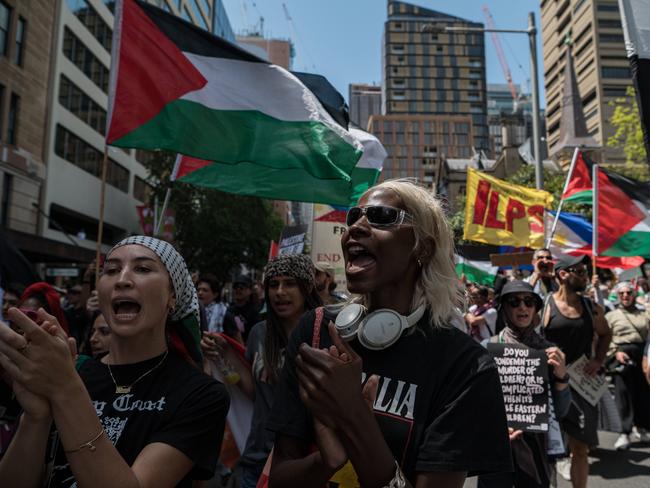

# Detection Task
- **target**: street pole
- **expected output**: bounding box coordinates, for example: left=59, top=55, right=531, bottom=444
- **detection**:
left=528, top=12, right=543, bottom=190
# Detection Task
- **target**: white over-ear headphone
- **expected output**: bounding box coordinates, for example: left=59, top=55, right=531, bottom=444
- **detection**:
left=334, top=303, right=426, bottom=350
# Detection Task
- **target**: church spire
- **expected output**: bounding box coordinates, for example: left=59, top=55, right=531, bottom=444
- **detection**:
left=550, top=42, right=599, bottom=161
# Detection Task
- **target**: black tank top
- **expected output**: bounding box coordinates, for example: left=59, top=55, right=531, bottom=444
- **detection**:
left=544, top=294, right=594, bottom=364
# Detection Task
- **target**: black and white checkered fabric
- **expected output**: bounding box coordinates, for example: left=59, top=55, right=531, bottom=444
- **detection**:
left=263, top=254, right=315, bottom=289
left=107, top=235, right=200, bottom=325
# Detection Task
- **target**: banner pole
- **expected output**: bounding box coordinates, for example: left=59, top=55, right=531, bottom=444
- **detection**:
left=592, top=163, right=602, bottom=304
left=95, top=146, right=109, bottom=287
left=545, top=147, right=580, bottom=248
left=155, top=188, right=172, bottom=236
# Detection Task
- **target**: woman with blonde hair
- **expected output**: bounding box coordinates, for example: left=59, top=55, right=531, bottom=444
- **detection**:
left=266, top=180, right=512, bottom=487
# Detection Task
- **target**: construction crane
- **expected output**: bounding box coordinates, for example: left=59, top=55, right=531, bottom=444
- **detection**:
left=482, top=5, right=518, bottom=104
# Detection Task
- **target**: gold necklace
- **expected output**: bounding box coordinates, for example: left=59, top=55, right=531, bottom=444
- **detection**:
left=107, top=350, right=169, bottom=394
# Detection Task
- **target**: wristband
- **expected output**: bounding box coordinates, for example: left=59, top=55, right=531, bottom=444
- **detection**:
left=555, top=373, right=570, bottom=384
left=64, top=429, right=104, bottom=454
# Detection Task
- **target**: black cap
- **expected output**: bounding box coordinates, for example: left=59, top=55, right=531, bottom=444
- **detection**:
left=498, top=280, right=543, bottom=311
left=233, top=274, right=252, bottom=286
left=553, top=254, right=590, bottom=272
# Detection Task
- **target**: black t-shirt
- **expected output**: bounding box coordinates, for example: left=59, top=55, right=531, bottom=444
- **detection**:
left=267, top=308, right=512, bottom=484
left=48, top=350, right=229, bottom=487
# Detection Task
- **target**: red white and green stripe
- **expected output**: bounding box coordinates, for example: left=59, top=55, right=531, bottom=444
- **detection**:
left=597, top=168, right=650, bottom=257
left=455, top=255, right=498, bottom=286
left=561, top=151, right=593, bottom=204
left=106, top=0, right=363, bottom=185
left=173, top=127, right=385, bottom=206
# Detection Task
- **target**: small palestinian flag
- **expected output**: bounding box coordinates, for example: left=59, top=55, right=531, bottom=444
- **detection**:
left=107, top=0, right=363, bottom=184
left=561, top=150, right=593, bottom=204
left=455, top=255, right=498, bottom=286
left=597, top=167, right=650, bottom=257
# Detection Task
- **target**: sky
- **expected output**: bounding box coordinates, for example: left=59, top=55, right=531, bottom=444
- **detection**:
left=221, top=0, right=546, bottom=107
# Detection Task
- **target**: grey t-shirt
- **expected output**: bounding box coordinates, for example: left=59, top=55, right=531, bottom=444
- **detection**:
left=238, top=321, right=279, bottom=473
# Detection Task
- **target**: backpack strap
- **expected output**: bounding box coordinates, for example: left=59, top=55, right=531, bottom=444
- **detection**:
left=312, top=307, right=325, bottom=349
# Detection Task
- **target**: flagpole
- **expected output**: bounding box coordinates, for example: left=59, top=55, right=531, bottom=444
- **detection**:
left=545, top=147, right=580, bottom=248
left=591, top=162, right=603, bottom=304
left=95, top=146, right=109, bottom=287
left=154, top=154, right=183, bottom=237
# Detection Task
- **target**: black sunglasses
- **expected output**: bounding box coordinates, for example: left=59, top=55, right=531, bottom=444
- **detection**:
left=505, top=296, right=536, bottom=308
left=566, top=267, right=588, bottom=276
left=346, top=205, right=413, bottom=228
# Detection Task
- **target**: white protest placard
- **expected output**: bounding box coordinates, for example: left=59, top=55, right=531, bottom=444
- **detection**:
left=567, top=355, right=608, bottom=406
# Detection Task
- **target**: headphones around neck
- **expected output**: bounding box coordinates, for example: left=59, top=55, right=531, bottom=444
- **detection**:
left=334, top=303, right=426, bottom=350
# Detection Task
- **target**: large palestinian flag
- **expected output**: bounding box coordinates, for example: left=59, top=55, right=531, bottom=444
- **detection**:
left=106, top=0, right=365, bottom=187
left=173, top=127, right=385, bottom=206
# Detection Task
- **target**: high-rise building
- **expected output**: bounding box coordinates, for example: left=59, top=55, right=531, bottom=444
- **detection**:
left=349, top=83, right=381, bottom=130
left=368, top=113, right=474, bottom=190
left=383, top=1, right=489, bottom=152
left=237, top=35, right=293, bottom=69
left=37, top=0, right=235, bottom=262
left=0, top=0, right=78, bottom=262
left=487, top=84, right=533, bottom=156
left=541, top=0, right=630, bottom=164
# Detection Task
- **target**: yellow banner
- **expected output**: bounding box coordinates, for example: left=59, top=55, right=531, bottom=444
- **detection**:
left=463, top=168, right=553, bottom=248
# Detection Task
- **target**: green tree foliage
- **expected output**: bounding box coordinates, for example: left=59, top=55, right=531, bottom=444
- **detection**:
left=143, top=151, right=283, bottom=282
left=607, top=86, right=647, bottom=164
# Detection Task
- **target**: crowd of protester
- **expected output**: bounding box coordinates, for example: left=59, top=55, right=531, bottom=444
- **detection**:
left=1, top=179, right=650, bottom=487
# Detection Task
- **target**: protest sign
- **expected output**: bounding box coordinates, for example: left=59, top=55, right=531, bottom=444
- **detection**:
left=464, top=168, right=553, bottom=248
left=311, top=204, right=348, bottom=293
left=567, top=355, right=608, bottom=406
left=278, top=224, right=308, bottom=255
left=488, top=342, right=549, bottom=432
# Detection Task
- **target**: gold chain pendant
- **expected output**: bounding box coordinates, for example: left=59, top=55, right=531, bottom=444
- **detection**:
left=115, top=385, right=131, bottom=394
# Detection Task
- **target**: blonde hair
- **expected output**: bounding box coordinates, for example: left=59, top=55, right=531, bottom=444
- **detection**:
left=359, top=178, right=462, bottom=328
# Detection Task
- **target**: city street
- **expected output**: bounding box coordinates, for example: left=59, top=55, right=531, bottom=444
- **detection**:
left=557, top=431, right=650, bottom=488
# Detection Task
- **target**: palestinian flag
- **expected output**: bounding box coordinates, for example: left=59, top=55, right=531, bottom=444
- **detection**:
left=597, top=167, right=650, bottom=257
left=455, top=255, right=498, bottom=286
left=173, top=127, right=385, bottom=206
left=619, top=0, right=650, bottom=164
left=545, top=210, right=643, bottom=269
left=107, top=0, right=362, bottom=184
left=561, top=150, right=593, bottom=204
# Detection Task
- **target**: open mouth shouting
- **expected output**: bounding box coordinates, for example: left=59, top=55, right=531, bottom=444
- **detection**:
left=345, top=242, right=377, bottom=275
left=111, top=298, right=142, bottom=323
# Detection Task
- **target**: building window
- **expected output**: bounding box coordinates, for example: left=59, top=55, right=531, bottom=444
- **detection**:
left=63, top=27, right=110, bottom=93
left=54, top=125, right=130, bottom=192
left=66, top=0, right=112, bottom=52
left=13, top=16, right=25, bottom=66
left=599, top=34, right=624, bottom=44
left=598, top=19, right=622, bottom=29
left=0, top=1, right=9, bottom=56
left=597, top=3, right=619, bottom=12
left=133, top=175, right=153, bottom=202
left=59, top=75, right=107, bottom=135
left=7, top=93, right=19, bottom=145
left=601, top=66, right=631, bottom=78
left=603, top=86, right=628, bottom=98
left=1, top=172, right=11, bottom=227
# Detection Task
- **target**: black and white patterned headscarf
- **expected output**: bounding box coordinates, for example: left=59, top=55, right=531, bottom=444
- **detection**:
left=107, top=236, right=201, bottom=363
left=263, top=254, right=315, bottom=289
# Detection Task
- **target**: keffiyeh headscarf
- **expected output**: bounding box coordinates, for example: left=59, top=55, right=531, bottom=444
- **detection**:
left=108, top=236, right=202, bottom=364
left=263, top=254, right=315, bottom=289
